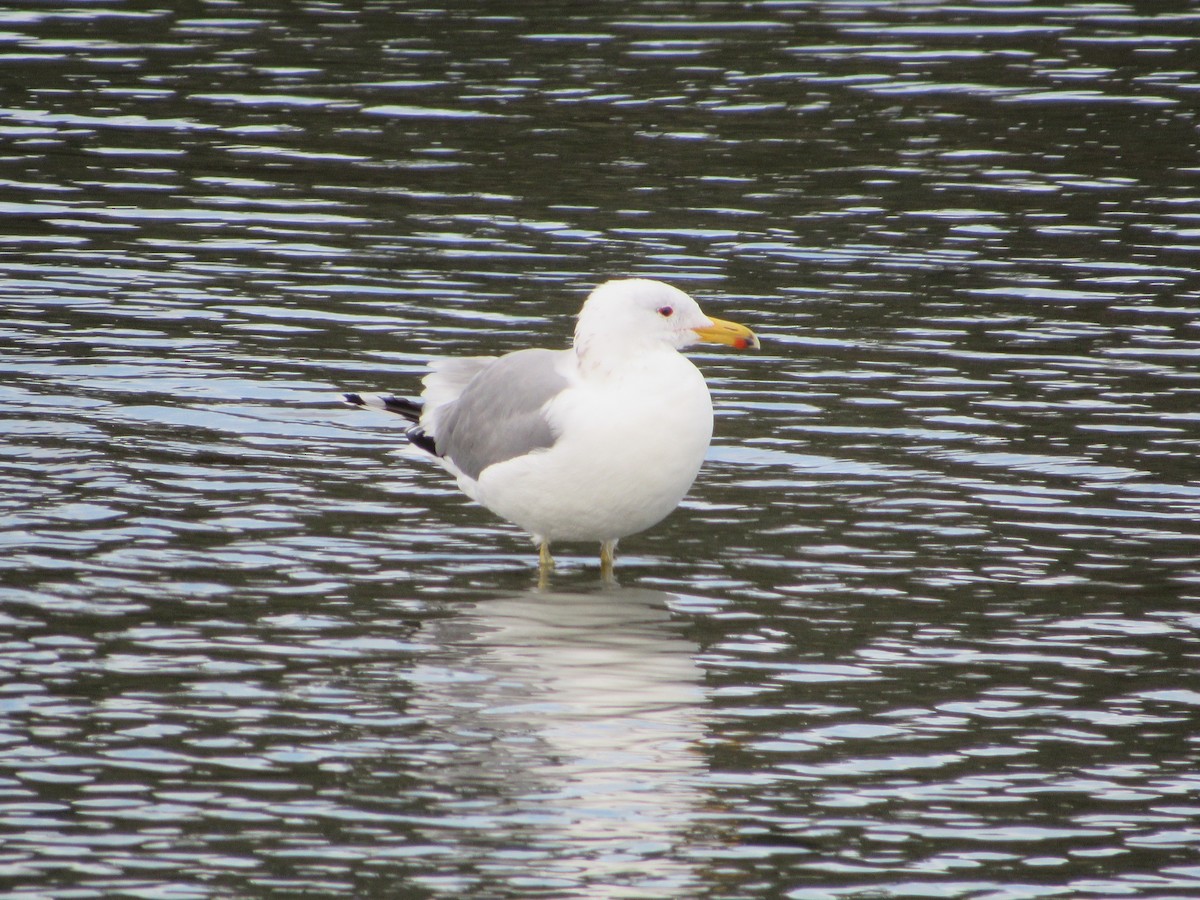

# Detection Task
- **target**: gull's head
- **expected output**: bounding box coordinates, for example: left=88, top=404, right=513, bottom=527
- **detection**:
left=574, top=278, right=759, bottom=356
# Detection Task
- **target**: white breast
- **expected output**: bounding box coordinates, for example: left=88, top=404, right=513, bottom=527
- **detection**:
left=474, top=350, right=714, bottom=544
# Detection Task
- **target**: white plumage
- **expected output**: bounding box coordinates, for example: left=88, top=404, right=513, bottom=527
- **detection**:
left=347, top=278, right=758, bottom=575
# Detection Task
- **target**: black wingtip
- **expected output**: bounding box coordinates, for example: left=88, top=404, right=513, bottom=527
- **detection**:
left=380, top=395, right=423, bottom=422
left=343, top=392, right=423, bottom=424
left=344, top=393, right=440, bottom=456
left=407, top=425, right=439, bottom=456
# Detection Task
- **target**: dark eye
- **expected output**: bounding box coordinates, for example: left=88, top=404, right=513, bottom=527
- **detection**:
left=657, top=306, right=674, bottom=318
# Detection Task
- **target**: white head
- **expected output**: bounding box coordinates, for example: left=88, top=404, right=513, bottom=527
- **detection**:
left=573, top=279, right=758, bottom=360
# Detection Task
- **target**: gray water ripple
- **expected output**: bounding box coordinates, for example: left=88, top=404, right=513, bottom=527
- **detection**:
left=4, top=2, right=1200, bottom=897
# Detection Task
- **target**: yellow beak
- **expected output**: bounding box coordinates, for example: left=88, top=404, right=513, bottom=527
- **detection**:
left=693, top=316, right=760, bottom=350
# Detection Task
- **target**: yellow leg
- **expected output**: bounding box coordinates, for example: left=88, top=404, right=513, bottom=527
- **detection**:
left=537, top=541, right=554, bottom=589
left=600, top=540, right=616, bottom=580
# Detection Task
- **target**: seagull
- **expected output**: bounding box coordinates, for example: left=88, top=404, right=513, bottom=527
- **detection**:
left=345, top=278, right=759, bottom=577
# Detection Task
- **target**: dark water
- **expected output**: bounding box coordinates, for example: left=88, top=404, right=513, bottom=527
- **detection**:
left=4, top=2, right=1200, bottom=897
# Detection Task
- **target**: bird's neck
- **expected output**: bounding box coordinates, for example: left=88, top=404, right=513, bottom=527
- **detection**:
left=574, top=335, right=679, bottom=379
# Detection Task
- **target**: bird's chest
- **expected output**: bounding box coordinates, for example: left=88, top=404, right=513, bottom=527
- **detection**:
left=552, top=360, right=714, bottom=480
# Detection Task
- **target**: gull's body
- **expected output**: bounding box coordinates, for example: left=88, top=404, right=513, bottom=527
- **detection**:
left=346, top=279, right=758, bottom=576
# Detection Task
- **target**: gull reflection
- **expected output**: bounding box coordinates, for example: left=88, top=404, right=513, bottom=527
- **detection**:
left=406, top=585, right=710, bottom=897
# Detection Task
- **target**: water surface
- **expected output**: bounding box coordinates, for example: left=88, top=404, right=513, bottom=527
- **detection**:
left=3, top=2, right=1200, bottom=897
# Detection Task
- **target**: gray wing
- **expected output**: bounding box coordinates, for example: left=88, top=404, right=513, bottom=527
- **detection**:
left=431, top=348, right=571, bottom=480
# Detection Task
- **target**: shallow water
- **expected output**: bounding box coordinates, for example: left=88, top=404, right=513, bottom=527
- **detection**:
left=3, top=2, right=1200, bottom=897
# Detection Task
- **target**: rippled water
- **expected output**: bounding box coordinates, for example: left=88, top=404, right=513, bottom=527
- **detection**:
left=4, top=2, right=1200, bottom=897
